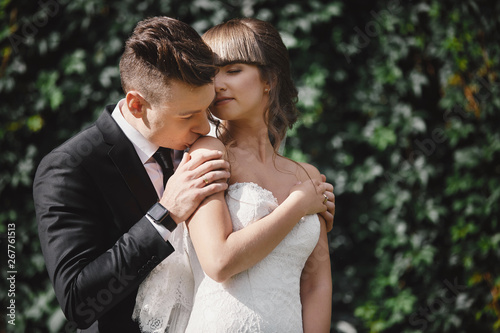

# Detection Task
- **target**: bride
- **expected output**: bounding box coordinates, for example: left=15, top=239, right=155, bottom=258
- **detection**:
left=134, top=18, right=333, bottom=332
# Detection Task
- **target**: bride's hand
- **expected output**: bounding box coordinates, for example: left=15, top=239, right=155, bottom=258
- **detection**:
left=288, top=179, right=329, bottom=216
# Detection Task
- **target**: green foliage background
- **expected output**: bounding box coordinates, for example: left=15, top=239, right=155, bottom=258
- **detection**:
left=1, top=0, right=499, bottom=332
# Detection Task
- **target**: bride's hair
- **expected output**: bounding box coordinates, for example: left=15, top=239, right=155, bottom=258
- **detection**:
left=202, top=18, right=299, bottom=153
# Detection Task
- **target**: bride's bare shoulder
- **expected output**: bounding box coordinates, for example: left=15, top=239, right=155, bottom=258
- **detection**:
left=297, top=161, right=321, bottom=181
left=276, top=156, right=321, bottom=181
left=189, top=136, right=226, bottom=153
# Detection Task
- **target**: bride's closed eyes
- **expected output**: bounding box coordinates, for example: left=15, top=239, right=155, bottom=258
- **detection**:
left=220, top=64, right=243, bottom=74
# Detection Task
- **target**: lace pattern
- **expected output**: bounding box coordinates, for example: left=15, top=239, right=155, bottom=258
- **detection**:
left=134, top=182, right=321, bottom=333
left=185, top=182, right=320, bottom=332
left=133, top=223, right=194, bottom=333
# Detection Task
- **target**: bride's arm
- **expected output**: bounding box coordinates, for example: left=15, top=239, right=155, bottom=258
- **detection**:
left=186, top=136, right=328, bottom=282
left=300, top=216, right=332, bottom=333
left=299, top=163, right=332, bottom=332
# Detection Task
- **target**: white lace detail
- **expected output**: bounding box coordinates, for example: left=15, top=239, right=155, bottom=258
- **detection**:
left=133, top=223, right=194, bottom=333
left=134, top=182, right=320, bottom=333
left=186, top=182, right=320, bottom=332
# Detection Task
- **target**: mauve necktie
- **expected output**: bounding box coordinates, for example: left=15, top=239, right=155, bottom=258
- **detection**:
left=153, top=147, right=174, bottom=186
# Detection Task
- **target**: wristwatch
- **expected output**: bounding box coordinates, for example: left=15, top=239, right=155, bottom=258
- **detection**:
left=147, top=202, right=177, bottom=232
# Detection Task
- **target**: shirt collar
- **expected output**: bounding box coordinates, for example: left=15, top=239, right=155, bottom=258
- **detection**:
left=111, top=99, right=158, bottom=164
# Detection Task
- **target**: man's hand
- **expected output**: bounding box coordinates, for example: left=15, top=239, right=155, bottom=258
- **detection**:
left=318, top=174, right=335, bottom=232
left=159, top=150, right=230, bottom=223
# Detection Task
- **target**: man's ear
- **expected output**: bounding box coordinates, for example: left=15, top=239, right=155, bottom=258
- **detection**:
left=125, top=91, right=149, bottom=118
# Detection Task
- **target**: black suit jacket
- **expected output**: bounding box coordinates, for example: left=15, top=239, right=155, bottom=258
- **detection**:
left=34, top=105, right=175, bottom=332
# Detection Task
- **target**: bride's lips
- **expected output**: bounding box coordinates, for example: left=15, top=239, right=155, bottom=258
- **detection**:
left=213, top=96, right=233, bottom=106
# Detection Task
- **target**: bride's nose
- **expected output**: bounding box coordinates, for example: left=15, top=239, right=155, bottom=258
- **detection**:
left=214, top=76, right=227, bottom=92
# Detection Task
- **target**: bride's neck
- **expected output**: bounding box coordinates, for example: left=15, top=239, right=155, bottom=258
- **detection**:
left=221, top=124, right=275, bottom=163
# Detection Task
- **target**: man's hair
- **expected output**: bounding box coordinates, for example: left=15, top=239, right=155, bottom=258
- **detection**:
left=120, top=16, right=216, bottom=106
left=202, top=18, right=299, bottom=151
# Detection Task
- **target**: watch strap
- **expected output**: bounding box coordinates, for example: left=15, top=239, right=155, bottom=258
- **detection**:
left=147, top=202, right=177, bottom=232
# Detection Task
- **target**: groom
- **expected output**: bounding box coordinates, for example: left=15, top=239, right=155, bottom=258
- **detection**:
left=33, top=17, right=230, bottom=332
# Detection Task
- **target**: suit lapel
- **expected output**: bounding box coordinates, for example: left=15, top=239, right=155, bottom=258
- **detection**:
left=97, top=106, right=158, bottom=214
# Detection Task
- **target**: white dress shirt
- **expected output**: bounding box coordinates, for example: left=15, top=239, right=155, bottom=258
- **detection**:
left=111, top=99, right=171, bottom=241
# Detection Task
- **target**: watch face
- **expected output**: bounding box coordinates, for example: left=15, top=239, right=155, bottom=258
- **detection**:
left=149, top=203, right=167, bottom=221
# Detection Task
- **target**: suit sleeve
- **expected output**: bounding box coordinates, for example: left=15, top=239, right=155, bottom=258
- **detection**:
left=33, top=150, right=174, bottom=328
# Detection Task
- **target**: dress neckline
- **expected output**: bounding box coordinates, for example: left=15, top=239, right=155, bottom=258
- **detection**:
left=228, top=182, right=279, bottom=205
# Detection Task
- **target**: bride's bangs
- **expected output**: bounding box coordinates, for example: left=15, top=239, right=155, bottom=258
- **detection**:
left=204, top=23, right=266, bottom=67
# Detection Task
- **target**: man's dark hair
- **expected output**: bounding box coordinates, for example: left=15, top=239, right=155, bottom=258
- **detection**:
left=120, top=16, right=215, bottom=105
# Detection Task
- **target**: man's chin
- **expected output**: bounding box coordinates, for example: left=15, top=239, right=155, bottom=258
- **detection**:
left=186, top=136, right=204, bottom=149
left=177, top=143, right=192, bottom=151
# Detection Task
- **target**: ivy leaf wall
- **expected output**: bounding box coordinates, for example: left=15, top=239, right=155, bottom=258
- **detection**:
left=1, top=0, right=499, bottom=332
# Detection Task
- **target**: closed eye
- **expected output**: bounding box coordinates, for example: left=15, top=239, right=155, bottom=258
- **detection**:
left=179, top=110, right=203, bottom=120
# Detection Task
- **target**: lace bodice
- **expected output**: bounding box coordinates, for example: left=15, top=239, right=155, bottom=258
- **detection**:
left=185, top=182, right=321, bottom=332
left=133, top=182, right=320, bottom=333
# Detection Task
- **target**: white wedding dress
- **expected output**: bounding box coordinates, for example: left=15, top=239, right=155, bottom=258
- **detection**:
left=133, top=182, right=320, bottom=333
